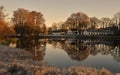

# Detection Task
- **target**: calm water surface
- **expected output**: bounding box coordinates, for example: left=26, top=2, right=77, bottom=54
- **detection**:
left=19, top=38, right=120, bottom=73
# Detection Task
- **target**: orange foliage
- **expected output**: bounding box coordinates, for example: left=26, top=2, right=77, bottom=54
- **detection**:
left=0, top=19, right=15, bottom=40
left=65, top=12, right=90, bottom=30
left=13, top=8, right=46, bottom=34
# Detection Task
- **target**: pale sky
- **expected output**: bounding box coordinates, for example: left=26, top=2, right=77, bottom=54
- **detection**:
left=0, top=0, right=120, bottom=27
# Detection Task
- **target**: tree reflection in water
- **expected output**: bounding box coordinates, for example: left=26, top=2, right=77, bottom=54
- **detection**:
left=17, top=38, right=120, bottom=63
left=17, top=38, right=46, bottom=61
left=49, top=38, right=120, bottom=62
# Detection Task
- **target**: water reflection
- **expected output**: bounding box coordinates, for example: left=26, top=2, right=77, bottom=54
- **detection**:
left=32, top=39, right=46, bottom=61
left=16, top=38, right=120, bottom=73
left=16, top=38, right=46, bottom=61
left=50, top=39, right=120, bottom=62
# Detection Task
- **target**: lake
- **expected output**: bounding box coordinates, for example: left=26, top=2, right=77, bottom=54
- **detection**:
left=18, top=38, right=120, bottom=73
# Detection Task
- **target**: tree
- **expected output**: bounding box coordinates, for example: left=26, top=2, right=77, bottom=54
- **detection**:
left=52, top=23, right=58, bottom=31
left=40, top=24, right=46, bottom=34
left=47, top=27, right=52, bottom=34
left=65, top=16, right=77, bottom=30
left=113, top=12, right=120, bottom=29
left=12, top=8, right=46, bottom=35
left=0, top=6, right=8, bottom=19
left=59, top=23, right=68, bottom=31
left=114, top=12, right=120, bottom=25
left=12, top=8, right=30, bottom=34
left=100, top=17, right=111, bottom=28
left=65, top=12, right=90, bottom=34
left=28, top=11, right=46, bottom=34
left=0, top=6, right=14, bottom=40
left=0, top=21, right=8, bottom=39
left=90, top=17, right=99, bottom=29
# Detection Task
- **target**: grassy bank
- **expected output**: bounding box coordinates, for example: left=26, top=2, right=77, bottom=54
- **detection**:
left=0, top=62, right=115, bottom=75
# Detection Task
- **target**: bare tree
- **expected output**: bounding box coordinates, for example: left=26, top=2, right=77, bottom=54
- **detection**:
left=113, top=12, right=120, bottom=29
left=90, top=17, right=99, bottom=29
left=101, top=17, right=111, bottom=28
left=0, top=6, right=8, bottom=19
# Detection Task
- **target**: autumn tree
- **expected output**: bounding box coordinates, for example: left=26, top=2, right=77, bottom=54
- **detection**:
left=40, top=24, right=46, bottom=34
left=65, top=14, right=78, bottom=30
left=52, top=23, right=58, bottom=31
left=65, top=12, right=90, bottom=34
left=90, top=17, right=99, bottom=29
left=59, top=23, right=68, bottom=31
left=0, top=21, right=8, bottom=39
left=52, top=22, right=67, bottom=31
left=0, top=6, right=14, bottom=40
left=47, top=27, right=52, bottom=34
left=12, top=8, right=46, bottom=35
left=28, top=11, right=46, bottom=34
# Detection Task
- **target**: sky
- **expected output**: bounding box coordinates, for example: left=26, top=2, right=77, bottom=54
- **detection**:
left=0, top=0, right=120, bottom=27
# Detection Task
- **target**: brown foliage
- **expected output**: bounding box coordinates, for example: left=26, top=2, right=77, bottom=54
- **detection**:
left=65, top=12, right=90, bottom=30
left=90, top=17, right=99, bottom=29
left=12, top=8, right=46, bottom=34
left=0, top=22, right=15, bottom=39
left=0, top=6, right=15, bottom=40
